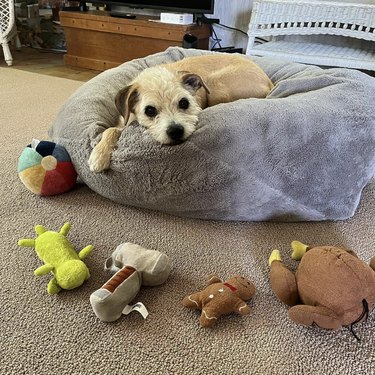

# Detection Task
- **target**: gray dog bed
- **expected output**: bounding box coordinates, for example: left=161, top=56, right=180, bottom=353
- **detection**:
left=49, top=47, right=375, bottom=221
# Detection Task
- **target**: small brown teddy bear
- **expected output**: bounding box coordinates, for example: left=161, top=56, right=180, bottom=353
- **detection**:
left=269, top=241, right=375, bottom=338
left=182, top=275, right=256, bottom=328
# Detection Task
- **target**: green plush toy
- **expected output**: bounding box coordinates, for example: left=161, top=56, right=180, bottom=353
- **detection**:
left=18, top=223, right=93, bottom=294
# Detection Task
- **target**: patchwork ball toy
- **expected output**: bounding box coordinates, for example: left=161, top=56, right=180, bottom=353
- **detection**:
left=18, top=139, right=77, bottom=196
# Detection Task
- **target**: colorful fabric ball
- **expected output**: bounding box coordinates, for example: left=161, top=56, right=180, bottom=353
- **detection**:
left=18, top=140, right=77, bottom=196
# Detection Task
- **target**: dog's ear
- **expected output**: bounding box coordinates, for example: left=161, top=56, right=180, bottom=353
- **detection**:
left=181, top=73, right=210, bottom=95
left=115, top=85, right=139, bottom=125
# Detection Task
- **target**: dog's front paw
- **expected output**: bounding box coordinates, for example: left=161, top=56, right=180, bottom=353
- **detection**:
left=88, top=147, right=111, bottom=173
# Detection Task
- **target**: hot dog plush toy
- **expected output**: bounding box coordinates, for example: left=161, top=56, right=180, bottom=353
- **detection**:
left=90, top=243, right=171, bottom=322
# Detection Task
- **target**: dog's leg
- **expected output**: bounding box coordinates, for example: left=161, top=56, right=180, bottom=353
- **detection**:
left=88, top=127, right=122, bottom=173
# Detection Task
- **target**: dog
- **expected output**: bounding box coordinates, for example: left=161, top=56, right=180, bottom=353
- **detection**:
left=88, top=54, right=273, bottom=173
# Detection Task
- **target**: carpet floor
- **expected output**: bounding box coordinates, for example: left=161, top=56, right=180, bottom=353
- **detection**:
left=1, top=67, right=375, bottom=375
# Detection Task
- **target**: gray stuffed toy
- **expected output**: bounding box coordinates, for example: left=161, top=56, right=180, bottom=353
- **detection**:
left=90, top=243, right=171, bottom=322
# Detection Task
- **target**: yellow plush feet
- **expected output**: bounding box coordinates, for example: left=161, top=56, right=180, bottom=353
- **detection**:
left=291, top=241, right=309, bottom=260
left=47, top=278, right=62, bottom=294
left=269, top=249, right=282, bottom=266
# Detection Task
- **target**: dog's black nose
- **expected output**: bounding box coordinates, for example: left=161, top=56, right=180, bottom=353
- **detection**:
left=166, top=124, right=184, bottom=141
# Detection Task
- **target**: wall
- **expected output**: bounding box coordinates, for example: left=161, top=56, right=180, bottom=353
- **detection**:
left=208, top=0, right=254, bottom=51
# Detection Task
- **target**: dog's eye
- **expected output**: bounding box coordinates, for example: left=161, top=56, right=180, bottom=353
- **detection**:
left=145, top=106, right=158, bottom=117
left=178, top=98, right=189, bottom=110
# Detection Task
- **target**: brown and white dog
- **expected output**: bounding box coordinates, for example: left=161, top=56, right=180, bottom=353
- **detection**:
left=88, top=54, right=273, bottom=173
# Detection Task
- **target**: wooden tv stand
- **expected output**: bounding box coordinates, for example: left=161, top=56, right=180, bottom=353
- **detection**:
left=59, top=10, right=211, bottom=71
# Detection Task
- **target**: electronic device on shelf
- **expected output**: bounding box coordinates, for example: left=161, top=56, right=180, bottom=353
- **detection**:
left=109, top=11, right=136, bottom=18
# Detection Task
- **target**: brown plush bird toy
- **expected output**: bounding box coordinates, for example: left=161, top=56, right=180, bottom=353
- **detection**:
left=182, top=275, right=256, bottom=328
left=269, top=241, right=375, bottom=340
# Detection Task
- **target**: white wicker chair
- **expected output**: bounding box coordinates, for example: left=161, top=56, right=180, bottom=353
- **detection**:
left=0, top=0, right=21, bottom=66
left=246, top=0, right=375, bottom=70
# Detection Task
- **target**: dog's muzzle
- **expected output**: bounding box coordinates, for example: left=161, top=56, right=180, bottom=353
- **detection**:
left=166, top=123, right=185, bottom=142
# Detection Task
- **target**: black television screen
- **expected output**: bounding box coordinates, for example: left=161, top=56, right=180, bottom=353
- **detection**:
left=91, top=0, right=215, bottom=14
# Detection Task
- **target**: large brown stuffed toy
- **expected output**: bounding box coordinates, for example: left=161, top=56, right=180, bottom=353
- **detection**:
left=182, top=275, right=256, bottom=328
left=269, top=241, right=375, bottom=338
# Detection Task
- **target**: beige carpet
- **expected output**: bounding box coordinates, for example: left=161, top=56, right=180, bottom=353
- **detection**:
left=1, top=66, right=375, bottom=375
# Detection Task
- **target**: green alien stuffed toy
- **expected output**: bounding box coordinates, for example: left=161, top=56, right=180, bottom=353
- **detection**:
left=18, top=223, right=93, bottom=294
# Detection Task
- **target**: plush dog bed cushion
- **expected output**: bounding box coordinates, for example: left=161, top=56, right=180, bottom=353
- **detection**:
left=49, top=47, right=375, bottom=221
